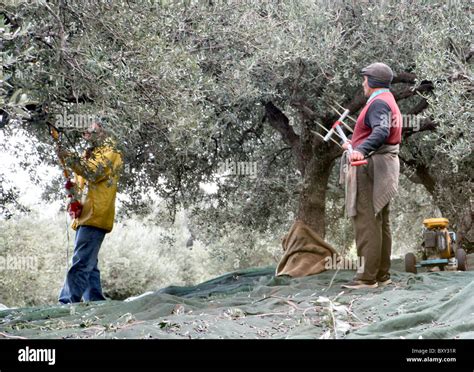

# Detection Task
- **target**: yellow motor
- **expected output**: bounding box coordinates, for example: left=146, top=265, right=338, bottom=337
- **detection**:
left=423, top=218, right=449, bottom=229
left=422, top=218, right=452, bottom=259
left=405, top=217, right=468, bottom=273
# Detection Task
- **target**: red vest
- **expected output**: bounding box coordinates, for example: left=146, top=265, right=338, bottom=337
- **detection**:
left=351, top=91, right=402, bottom=149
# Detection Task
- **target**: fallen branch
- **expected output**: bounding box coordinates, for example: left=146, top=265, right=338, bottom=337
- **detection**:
left=325, top=268, right=341, bottom=291
left=0, top=331, right=28, bottom=339
left=253, top=311, right=291, bottom=318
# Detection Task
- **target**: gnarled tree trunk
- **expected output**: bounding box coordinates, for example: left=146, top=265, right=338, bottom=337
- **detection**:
left=296, top=151, right=335, bottom=237
left=264, top=102, right=339, bottom=238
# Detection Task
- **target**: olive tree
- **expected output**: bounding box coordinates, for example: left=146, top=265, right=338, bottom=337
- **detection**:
left=1, top=0, right=472, bottom=249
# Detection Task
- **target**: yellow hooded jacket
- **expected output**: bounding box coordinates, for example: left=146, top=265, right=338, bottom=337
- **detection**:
left=69, top=142, right=122, bottom=233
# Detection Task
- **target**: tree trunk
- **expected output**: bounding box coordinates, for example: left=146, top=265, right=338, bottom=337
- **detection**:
left=296, top=152, right=335, bottom=238
left=264, top=101, right=340, bottom=239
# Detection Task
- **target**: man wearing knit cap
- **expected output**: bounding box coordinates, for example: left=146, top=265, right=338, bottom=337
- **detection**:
left=341, top=62, right=402, bottom=289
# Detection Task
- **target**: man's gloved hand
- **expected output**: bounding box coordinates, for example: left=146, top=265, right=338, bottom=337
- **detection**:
left=67, top=200, right=83, bottom=219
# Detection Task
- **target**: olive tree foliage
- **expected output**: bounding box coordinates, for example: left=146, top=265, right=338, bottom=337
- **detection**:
left=1, top=0, right=472, bottom=248
left=397, top=3, right=473, bottom=248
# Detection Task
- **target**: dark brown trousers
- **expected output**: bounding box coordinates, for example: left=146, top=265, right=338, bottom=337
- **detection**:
left=352, top=161, right=392, bottom=282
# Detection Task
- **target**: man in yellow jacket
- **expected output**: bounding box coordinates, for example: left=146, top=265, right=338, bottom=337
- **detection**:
left=58, top=122, right=122, bottom=304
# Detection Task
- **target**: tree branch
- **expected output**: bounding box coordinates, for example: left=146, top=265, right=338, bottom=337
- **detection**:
left=263, top=101, right=307, bottom=173
left=399, top=155, right=436, bottom=194
left=464, top=45, right=474, bottom=62
left=402, top=118, right=437, bottom=138
left=345, top=90, right=367, bottom=114
left=416, top=118, right=437, bottom=132
left=264, top=147, right=292, bottom=176
left=392, top=71, right=417, bottom=84
left=290, top=59, right=306, bottom=103
left=406, top=98, right=429, bottom=115
left=393, top=82, right=434, bottom=101
left=263, top=102, right=300, bottom=147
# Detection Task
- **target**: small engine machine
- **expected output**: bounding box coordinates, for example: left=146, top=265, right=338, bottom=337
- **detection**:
left=405, top=218, right=468, bottom=273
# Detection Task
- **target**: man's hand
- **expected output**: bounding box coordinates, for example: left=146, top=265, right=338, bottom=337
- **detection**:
left=350, top=150, right=365, bottom=161
left=342, top=140, right=352, bottom=151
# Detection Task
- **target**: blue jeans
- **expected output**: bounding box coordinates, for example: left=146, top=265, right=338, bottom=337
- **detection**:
left=59, top=226, right=107, bottom=304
